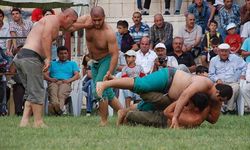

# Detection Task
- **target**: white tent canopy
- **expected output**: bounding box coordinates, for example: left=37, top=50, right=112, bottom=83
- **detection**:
left=0, top=0, right=89, bottom=8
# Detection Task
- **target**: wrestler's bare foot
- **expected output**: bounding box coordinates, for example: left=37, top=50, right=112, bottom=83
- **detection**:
left=99, top=121, right=108, bottom=127
left=19, top=120, right=30, bottom=127
left=33, top=122, right=48, bottom=128
left=96, top=82, right=105, bottom=97
left=116, top=109, right=128, bottom=126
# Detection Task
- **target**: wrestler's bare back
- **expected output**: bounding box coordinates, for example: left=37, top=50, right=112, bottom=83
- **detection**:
left=23, top=15, right=60, bottom=58
left=168, top=70, right=214, bottom=100
left=85, top=23, right=115, bottom=60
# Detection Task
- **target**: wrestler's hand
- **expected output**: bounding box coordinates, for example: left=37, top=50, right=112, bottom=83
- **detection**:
left=43, top=58, right=50, bottom=72
left=170, top=117, right=179, bottom=129
left=103, top=71, right=114, bottom=81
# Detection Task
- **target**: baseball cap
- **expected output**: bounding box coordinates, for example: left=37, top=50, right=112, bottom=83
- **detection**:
left=155, top=43, right=166, bottom=49
left=218, top=43, right=230, bottom=50
left=125, top=50, right=136, bottom=56
left=226, top=23, right=236, bottom=31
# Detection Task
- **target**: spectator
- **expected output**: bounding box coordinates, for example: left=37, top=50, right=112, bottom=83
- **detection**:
left=129, top=12, right=149, bottom=46
left=141, top=0, right=172, bottom=15
left=196, top=65, right=209, bottom=77
left=0, top=9, right=12, bottom=66
left=202, top=20, right=222, bottom=53
left=201, top=36, right=220, bottom=67
left=153, top=43, right=178, bottom=72
left=209, top=43, right=246, bottom=114
left=42, top=9, right=55, bottom=16
left=241, top=37, right=250, bottom=63
left=219, top=0, right=240, bottom=40
left=136, top=36, right=157, bottom=74
left=10, top=8, right=33, bottom=50
left=240, top=0, right=250, bottom=25
left=117, top=20, right=138, bottom=53
left=169, top=37, right=196, bottom=73
left=188, top=0, right=211, bottom=34
left=31, top=8, right=43, bottom=23
left=175, top=0, right=184, bottom=15
left=178, top=13, right=202, bottom=56
left=149, top=14, right=173, bottom=51
left=241, top=21, right=250, bottom=40
left=8, top=45, right=25, bottom=116
left=44, top=46, right=80, bottom=115
left=121, top=50, right=145, bottom=107
left=225, top=23, right=242, bottom=54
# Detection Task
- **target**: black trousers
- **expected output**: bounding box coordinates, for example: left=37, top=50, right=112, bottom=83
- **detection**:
left=13, top=84, right=25, bottom=115
left=144, top=0, right=170, bottom=9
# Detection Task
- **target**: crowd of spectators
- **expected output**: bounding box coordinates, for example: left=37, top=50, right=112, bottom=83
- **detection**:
left=1, top=0, right=250, bottom=117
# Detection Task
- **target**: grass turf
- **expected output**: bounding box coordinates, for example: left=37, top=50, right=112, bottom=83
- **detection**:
left=0, top=115, right=250, bottom=150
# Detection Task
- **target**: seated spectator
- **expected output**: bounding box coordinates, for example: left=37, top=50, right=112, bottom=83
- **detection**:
left=42, top=9, right=55, bottom=16
left=201, top=36, right=220, bottom=67
left=241, top=21, right=250, bottom=40
left=196, top=65, right=209, bottom=77
left=240, top=0, right=250, bottom=25
left=153, top=43, right=178, bottom=72
left=150, top=14, right=173, bottom=51
left=178, top=13, right=202, bottom=57
left=129, top=12, right=149, bottom=47
left=209, top=43, right=246, bottom=114
left=169, top=37, right=196, bottom=73
left=218, top=0, right=240, bottom=40
left=121, top=50, right=145, bottom=108
left=202, top=20, right=222, bottom=53
left=117, top=20, right=138, bottom=53
left=225, top=23, right=242, bottom=54
left=188, top=0, right=211, bottom=34
left=10, top=8, right=33, bottom=51
left=241, top=37, right=250, bottom=63
left=136, top=36, right=157, bottom=74
left=44, top=46, right=80, bottom=115
left=31, top=8, right=43, bottom=23
left=0, top=9, right=12, bottom=68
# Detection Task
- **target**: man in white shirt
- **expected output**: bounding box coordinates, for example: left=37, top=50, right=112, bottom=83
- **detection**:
left=136, top=36, right=157, bottom=74
left=241, top=21, right=250, bottom=41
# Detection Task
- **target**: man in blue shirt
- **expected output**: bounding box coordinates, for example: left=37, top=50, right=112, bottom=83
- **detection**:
left=188, top=0, right=211, bottom=34
left=44, top=46, right=80, bottom=115
left=209, top=43, right=246, bottom=113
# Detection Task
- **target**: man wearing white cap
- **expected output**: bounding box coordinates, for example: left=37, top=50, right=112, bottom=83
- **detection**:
left=209, top=43, right=246, bottom=114
left=153, top=42, right=178, bottom=72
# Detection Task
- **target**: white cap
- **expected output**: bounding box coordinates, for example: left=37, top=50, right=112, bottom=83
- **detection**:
left=155, top=43, right=166, bottom=49
left=125, top=50, right=136, bottom=56
left=226, top=23, right=236, bottom=31
left=218, top=43, right=230, bottom=50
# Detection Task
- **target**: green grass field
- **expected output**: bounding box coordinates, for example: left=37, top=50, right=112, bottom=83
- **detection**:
left=0, top=115, right=250, bottom=150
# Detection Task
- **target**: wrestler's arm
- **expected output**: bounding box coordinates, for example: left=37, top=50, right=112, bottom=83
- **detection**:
left=107, top=31, right=119, bottom=74
left=69, top=15, right=92, bottom=31
left=171, top=82, right=207, bottom=128
left=41, top=19, right=54, bottom=71
left=206, top=100, right=222, bottom=124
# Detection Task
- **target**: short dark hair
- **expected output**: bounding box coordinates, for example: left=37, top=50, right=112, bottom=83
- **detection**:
left=209, top=20, right=218, bottom=26
left=0, top=9, right=4, bottom=17
left=210, top=36, right=220, bottom=45
left=57, top=46, right=68, bottom=53
left=191, top=92, right=209, bottom=111
left=215, top=83, right=233, bottom=100
left=42, top=9, right=54, bottom=16
left=117, top=20, right=129, bottom=28
left=11, top=8, right=21, bottom=14
left=196, top=65, right=208, bottom=75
